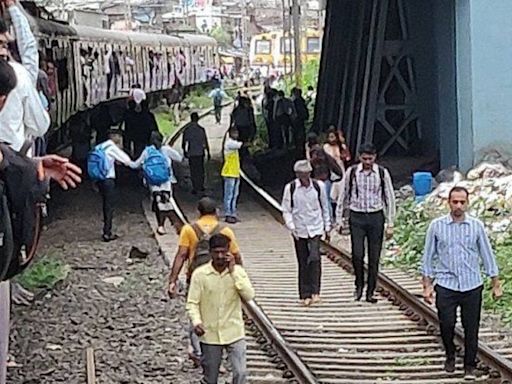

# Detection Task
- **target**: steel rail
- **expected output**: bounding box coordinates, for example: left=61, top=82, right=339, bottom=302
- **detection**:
left=240, top=170, right=512, bottom=383
left=166, top=106, right=319, bottom=384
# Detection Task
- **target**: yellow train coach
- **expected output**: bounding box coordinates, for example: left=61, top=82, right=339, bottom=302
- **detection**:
left=249, top=29, right=322, bottom=75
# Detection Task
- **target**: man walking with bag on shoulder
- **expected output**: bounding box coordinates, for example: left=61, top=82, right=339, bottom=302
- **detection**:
left=282, top=160, right=331, bottom=306
left=335, top=143, right=396, bottom=303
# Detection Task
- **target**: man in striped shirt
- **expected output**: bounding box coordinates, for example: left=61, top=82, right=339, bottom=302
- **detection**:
left=421, top=186, right=502, bottom=380
left=335, top=143, right=396, bottom=303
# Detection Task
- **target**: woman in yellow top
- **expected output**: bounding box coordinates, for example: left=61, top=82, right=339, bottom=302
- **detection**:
left=221, top=127, right=244, bottom=224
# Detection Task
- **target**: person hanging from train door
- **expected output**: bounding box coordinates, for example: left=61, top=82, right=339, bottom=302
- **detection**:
left=88, top=130, right=134, bottom=242
left=421, top=186, right=502, bottom=381
left=335, top=143, right=396, bottom=303
left=182, top=112, right=211, bottom=195
left=282, top=160, right=331, bottom=307
left=186, top=233, right=254, bottom=384
left=167, top=197, right=243, bottom=368
left=131, top=131, right=183, bottom=235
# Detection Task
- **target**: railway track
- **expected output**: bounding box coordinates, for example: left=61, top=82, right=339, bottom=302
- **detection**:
left=151, top=97, right=512, bottom=383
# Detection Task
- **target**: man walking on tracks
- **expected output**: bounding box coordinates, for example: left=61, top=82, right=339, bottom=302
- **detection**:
left=335, top=143, right=396, bottom=303
left=421, top=186, right=502, bottom=380
left=168, top=197, right=242, bottom=366
left=182, top=112, right=211, bottom=194
left=282, top=160, right=331, bottom=306
left=209, top=85, right=226, bottom=124
left=186, top=233, right=254, bottom=384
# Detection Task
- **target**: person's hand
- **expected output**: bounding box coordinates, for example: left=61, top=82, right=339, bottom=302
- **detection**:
left=492, top=281, right=503, bottom=300
left=207, top=153, right=212, bottom=161
left=227, top=253, right=236, bottom=274
left=194, top=324, right=205, bottom=336
left=291, top=230, right=299, bottom=240
left=385, top=225, right=394, bottom=240
left=167, top=281, right=178, bottom=299
left=36, top=155, right=82, bottom=190
left=423, top=284, right=434, bottom=305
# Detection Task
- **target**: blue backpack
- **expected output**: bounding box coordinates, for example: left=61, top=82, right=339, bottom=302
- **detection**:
left=143, top=146, right=170, bottom=186
left=87, top=144, right=112, bottom=181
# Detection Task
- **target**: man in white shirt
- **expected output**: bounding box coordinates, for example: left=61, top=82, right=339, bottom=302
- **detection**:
left=282, top=160, right=331, bottom=306
left=95, top=131, right=133, bottom=242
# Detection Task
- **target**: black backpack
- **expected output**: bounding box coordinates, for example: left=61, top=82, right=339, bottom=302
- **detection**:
left=0, top=143, right=48, bottom=282
left=289, top=180, right=323, bottom=210
left=348, top=164, right=387, bottom=205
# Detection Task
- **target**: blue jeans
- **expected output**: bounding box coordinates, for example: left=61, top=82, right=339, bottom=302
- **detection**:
left=201, top=339, right=247, bottom=384
left=223, top=177, right=240, bottom=217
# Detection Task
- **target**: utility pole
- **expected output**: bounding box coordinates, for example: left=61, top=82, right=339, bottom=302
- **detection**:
left=291, top=0, right=302, bottom=85
left=240, top=0, right=248, bottom=69
left=281, top=0, right=287, bottom=75
left=125, top=0, right=132, bottom=30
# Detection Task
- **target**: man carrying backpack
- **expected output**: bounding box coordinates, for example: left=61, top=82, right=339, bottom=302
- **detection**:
left=131, top=131, right=182, bottom=235
left=88, top=130, right=133, bottom=242
left=167, top=197, right=242, bottom=367
left=282, top=160, right=331, bottom=306
left=209, top=85, right=227, bottom=124
left=335, top=143, right=396, bottom=303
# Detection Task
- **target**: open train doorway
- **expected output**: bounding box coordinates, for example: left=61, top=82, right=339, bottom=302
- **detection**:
left=315, top=0, right=458, bottom=183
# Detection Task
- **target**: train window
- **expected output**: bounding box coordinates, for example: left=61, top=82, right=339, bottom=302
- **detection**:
left=307, top=37, right=321, bottom=53
left=280, top=37, right=293, bottom=54
left=255, top=40, right=271, bottom=55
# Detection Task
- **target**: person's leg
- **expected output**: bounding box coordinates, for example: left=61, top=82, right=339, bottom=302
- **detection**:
left=197, top=155, right=205, bottom=191
left=435, top=285, right=459, bottom=363
left=366, top=212, right=385, bottom=299
left=200, top=343, right=223, bottom=384
left=227, top=339, right=247, bottom=384
left=294, top=238, right=310, bottom=300
left=231, top=178, right=240, bottom=218
left=103, top=179, right=116, bottom=238
left=189, top=156, right=201, bottom=193
left=223, top=177, right=235, bottom=217
left=0, top=281, right=10, bottom=384
left=308, top=236, right=322, bottom=296
left=349, top=212, right=366, bottom=299
left=460, top=285, right=483, bottom=371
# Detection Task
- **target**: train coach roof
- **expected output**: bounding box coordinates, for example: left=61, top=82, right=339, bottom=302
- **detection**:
left=178, top=34, right=217, bottom=47
left=125, top=31, right=181, bottom=47
left=74, top=25, right=130, bottom=43
left=29, top=15, right=77, bottom=37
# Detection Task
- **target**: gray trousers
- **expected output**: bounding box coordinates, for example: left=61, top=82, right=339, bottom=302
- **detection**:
left=0, top=281, right=9, bottom=384
left=201, top=339, right=246, bottom=384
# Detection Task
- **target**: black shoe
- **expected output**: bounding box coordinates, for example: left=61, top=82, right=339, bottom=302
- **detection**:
left=366, top=296, right=378, bottom=304
left=225, top=216, right=236, bottom=224
left=102, top=234, right=119, bottom=242
left=444, top=357, right=455, bottom=373
left=354, top=287, right=363, bottom=301
left=191, top=190, right=198, bottom=195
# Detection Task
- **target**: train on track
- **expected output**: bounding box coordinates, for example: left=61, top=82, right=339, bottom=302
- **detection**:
left=11, top=3, right=218, bottom=143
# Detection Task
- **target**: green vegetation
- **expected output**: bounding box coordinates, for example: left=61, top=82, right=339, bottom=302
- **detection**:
left=17, top=257, right=70, bottom=290
left=209, top=26, right=231, bottom=48
left=184, top=88, right=212, bottom=110
left=155, top=111, right=178, bottom=138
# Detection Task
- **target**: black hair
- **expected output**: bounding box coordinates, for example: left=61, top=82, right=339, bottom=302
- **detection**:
left=197, top=197, right=217, bottom=216
left=278, top=90, right=285, bottom=97
left=0, top=59, right=17, bottom=97
left=209, top=233, right=230, bottom=250
left=150, top=131, right=164, bottom=149
left=307, top=131, right=318, bottom=145
left=191, top=112, right=199, bottom=122
left=0, top=18, right=7, bottom=34
left=358, top=143, right=377, bottom=156
left=449, top=186, right=469, bottom=200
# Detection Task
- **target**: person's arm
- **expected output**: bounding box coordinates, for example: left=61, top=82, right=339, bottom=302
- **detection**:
left=23, top=75, right=50, bottom=138
left=335, top=169, right=350, bottom=226
left=8, top=1, right=38, bottom=85
left=110, top=145, right=132, bottom=167
left=319, top=182, right=331, bottom=233
left=182, top=128, right=188, bottom=157
left=281, top=183, right=295, bottom=233
left=384, top=169, right=396, bottom=226
left=477, top=222, right=500, bottom=282
left=230, top=266, right=255, bottom=302
left=420, top=221, right=437, bottom=303
left=130, top=151, right=145, bottom=169
left=185, top=271, right=203, bottom=327
left=166, top=146, right=183, bottom=163
left=203, top=129, right=211, bottom=160
left=168, top=246, right=189, bottom=285
left=225, top=138, right=243, bottom=151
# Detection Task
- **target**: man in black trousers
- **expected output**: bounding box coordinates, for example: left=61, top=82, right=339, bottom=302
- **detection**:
left=335, top=143, right=396, bottom=303
left=182, top=112, right=211, bottom=194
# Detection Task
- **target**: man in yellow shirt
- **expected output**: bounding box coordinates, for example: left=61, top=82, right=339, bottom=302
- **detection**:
left=168, top=197, right=242, bottom=365
left=186, top=233, right=255, bottom=384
